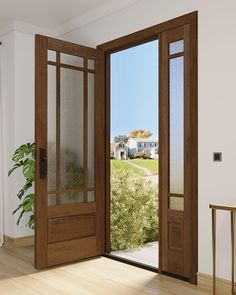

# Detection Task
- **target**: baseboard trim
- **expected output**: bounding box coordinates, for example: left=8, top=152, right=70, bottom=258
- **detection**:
left=198, top=272, right=235, bottom=295
left=4, top=235, right=34, bottom=247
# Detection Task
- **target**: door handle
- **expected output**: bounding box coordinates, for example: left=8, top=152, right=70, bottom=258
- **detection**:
left=39, top=148, right=47, bottom=179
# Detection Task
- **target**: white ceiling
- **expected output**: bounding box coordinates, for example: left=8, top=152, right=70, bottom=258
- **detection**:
left=0, top=0, right=111, bottom=30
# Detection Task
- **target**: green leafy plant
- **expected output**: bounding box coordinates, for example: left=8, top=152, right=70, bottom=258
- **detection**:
left=8, top=143, right=35, bottom=230
left=110, top=168, right=158, bottom=251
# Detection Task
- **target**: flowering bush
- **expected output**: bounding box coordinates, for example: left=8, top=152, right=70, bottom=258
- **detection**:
left=110, top=169, right=158, bottom=251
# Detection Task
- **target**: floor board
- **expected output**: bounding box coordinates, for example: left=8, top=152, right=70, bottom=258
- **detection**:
left=0, top=245, right=209, bottom=295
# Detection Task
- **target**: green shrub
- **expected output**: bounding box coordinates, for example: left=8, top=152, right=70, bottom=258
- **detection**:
left=110, top=169, right=158, bottom=251
left=134, top=151, right=144, bottom=159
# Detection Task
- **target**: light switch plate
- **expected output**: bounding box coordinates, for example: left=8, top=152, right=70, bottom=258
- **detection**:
left=213, top=152, right=222, bottom=162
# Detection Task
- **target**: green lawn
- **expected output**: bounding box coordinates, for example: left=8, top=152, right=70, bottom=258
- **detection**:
left=128, top=159, right=158, bottom=175
left=111, top=160, right=145, bottom=176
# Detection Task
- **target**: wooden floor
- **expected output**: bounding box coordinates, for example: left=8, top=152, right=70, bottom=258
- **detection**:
left=0, top=244, right=210, bottom=295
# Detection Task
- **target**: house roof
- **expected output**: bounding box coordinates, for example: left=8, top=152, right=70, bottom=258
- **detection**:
left=110, top=141, right=128, bottom=151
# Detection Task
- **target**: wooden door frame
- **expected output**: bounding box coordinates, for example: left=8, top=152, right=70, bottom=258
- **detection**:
left=97, top=11, right=198, bottom=284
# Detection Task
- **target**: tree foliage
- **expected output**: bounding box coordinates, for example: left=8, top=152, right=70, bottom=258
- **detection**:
left=129, top=129, right=153, bottom=138
left=113, top=134, right=129, bottom=143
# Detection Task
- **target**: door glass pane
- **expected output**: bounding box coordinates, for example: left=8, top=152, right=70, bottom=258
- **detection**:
left=169, top=40, right=184, bottom=55
left=169, top=196, right=184, bottom=211
left=60, top=192, right=84, bottom=204
left=61, top=53, right=84, bottom=67
left=87, top=191, right=95, bottom=202
left=169, top=57, right=184, bottom=194
left=88, top=73, right=94, bottom=187
left=60, top=68, right=84, bottom=195
left=88, top=59, right=95, bottom=70
left=47, top=65, right=56, bottom=191
left=48, top=50, right=56, bottom=62
left=48, top=194, right=56, bottom=207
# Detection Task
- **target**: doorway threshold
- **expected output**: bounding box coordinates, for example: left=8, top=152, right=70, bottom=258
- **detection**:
left=103, top=253, right=158, bottom=273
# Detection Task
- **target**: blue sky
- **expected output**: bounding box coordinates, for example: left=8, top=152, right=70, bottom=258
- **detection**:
left=110, top=40, right=159, bottom=141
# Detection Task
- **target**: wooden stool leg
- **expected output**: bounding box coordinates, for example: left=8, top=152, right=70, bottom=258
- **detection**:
left=231, top=211, right=235, bottom=295
left=212, top=209, right=216, bottom=295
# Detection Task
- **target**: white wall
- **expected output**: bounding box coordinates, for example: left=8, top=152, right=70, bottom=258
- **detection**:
left=1, top=32, right=16, bottom=238
left=0, top=31, right=34, bottom=238
left=14, top=31, right=35, bottom=237
left=60, top=0, right=236, bottom=281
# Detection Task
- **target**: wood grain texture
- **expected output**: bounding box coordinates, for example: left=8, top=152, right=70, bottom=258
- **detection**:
left=35, top=34, right=48, bottom=268
left=48, top=202, right=96, bottom=218
left=210, top=204, right=236, bottom=211
left=48, top=214, right=96, bottom=243
left=47, top=36, right=97, bottom=58
left=47, top=236, right=97, bottom=266
left=98, top=11, right=198, bottom=53
left=95, top=48, right=106, bottom=254
left=0, top=244, right=209, bottom=295
left=184, top=18, right=198, bottom=284
left=104, top=53, right=111, bottom=254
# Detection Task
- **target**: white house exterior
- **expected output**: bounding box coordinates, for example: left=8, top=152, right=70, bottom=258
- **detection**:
left=110, top=141, right=129, bottom=160
left=150, top=147, right=159, bottom=159
left=127, top=138, right=158, bottom=158
left=111, top=138, right=158, bottom=159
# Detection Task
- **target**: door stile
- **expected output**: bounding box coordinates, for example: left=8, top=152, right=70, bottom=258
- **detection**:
left=95, top=48, right=106, bottom=253
left=184, top=20, right=198, bottom=284
left=159, top=29, right=169, bottom=274
left=35, top=35, right=48, bottom=268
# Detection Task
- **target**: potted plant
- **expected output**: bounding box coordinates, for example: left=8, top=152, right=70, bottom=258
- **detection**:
left=8, top=143, right=35, bottom=229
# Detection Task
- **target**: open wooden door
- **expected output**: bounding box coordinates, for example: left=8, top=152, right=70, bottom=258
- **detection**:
left=35, top=35, right=105, bottom=268
left=159, top=17, right=197, bottom=283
